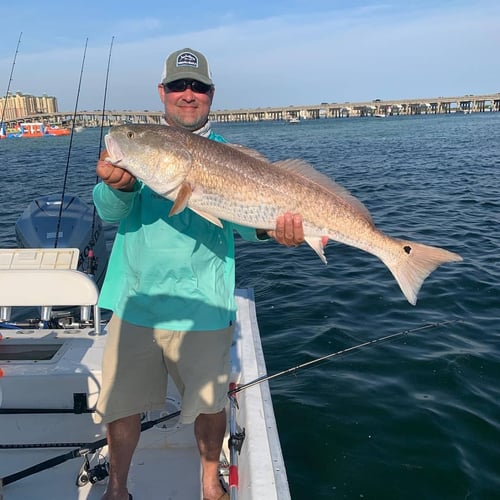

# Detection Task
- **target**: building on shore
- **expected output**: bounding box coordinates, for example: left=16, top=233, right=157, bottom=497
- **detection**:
left=0, top=92, right=59, bottom=121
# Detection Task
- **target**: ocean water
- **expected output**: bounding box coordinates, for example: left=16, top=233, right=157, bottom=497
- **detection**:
left=1, top=113, right=499, bottom=499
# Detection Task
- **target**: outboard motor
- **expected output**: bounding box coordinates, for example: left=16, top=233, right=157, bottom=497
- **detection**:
left=15, top=193, right=109, bottom=285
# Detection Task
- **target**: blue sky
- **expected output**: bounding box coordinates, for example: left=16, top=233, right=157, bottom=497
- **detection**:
left=1, top=0, right=498, bottom=112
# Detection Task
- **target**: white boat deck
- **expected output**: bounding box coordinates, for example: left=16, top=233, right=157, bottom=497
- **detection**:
left=0, top=248, right=290, bottom=500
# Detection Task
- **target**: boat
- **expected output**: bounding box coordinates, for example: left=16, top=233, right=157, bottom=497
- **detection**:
left=287, top=117, right=300, bottom=124
left=3, top=122, right=70, bottom=138
left=15, top=194, right=109, bottom=286
left=0, top=247, right=290, bottom=499
left=44, top=124, right=71, bottom=136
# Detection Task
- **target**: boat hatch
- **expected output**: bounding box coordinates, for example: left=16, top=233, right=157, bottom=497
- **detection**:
left=0, top=341, right=64, bottom=361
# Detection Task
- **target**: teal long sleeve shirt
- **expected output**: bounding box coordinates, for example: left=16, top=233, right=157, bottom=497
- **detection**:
left=93, top=130, right=261, bottom=331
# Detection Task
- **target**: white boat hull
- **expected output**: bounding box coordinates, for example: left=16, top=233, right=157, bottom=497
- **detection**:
left=0, top=251, right=290, bottom=499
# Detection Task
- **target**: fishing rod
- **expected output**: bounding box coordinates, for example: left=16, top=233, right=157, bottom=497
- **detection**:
left=54, top=38, right=89, bottom=249
left=0, top=410, right=181, bottom=487
left=85, top=35, right=115, bottom=277
left=224, top=320, right=461, bottom=498
left=97, top=35, right=114, bottom=153
left=0, top=32, right=22, bottom=136
left=229, top=319, right=462, bottom=395
left=227, top=382, right=245, bottom=499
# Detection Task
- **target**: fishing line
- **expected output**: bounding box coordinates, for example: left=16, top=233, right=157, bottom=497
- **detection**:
left=0, top=32, right=22, bottom=135
left=229, top=319, right=462, bottom=395
left=54, top=38, right=89, bottom=248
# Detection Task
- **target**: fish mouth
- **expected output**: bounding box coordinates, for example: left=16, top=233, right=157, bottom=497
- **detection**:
left=104, top=133, right=123, bottom=165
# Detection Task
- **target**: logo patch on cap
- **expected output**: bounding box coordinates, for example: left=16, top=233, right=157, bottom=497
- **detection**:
left=176, top=51, right=198, bottom=68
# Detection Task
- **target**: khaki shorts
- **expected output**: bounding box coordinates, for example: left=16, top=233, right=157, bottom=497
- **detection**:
left=93, top=314, right=234, bottom=425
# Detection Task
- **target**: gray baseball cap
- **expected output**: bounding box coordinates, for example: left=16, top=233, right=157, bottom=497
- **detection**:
left=161, top=48, right=213, bottom=86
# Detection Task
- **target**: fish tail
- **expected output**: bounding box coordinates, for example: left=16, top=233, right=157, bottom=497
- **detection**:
left=382, top=239, right=462, bottom=305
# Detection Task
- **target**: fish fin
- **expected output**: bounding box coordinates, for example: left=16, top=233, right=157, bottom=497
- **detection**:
left=274, top=159, right=373, bottom=222
left=169, top=182, right=192, bottom=216
left=305, top=236, right=328, bottom=264
left=382, top=240, right=462, bottom=305
left=169, top=181, right=223, bottom=227
left=226, top=143, right=270, bottom=162
left=189, top=208, right=224, bottom=228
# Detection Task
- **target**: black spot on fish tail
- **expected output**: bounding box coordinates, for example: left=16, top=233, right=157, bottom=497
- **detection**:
left=381, top=239, right=461, bottom=305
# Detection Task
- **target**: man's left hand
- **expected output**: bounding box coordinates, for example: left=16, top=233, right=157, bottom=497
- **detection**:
left=268, top=213, right=305, bottom=246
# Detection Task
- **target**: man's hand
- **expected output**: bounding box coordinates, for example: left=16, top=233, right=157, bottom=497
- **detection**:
left=268, top=213, right=305, bottom=246
left=96, top=150, right=137, bottom=192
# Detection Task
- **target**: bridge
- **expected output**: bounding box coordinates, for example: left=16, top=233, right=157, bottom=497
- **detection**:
left=211, top=93, right=500, bottom=121
left=2, top=93, right=499, bottom=128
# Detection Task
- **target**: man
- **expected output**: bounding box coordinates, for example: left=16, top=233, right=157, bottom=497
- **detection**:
left=93, top=48, right=304, bottom=500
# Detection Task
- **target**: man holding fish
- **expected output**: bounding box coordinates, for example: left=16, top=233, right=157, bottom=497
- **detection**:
left=93, top=48, right=305, bottom=500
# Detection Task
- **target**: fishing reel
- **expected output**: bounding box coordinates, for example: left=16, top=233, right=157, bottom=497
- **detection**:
left=76, top=452, right=109, bottom=486
left=228, top=428, right=246, bottom=454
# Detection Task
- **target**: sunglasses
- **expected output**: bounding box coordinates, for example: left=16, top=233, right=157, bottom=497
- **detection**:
left=164, top=79, right=212, bottom=94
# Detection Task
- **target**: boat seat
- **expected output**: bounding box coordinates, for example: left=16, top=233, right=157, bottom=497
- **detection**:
left=0, top=269, right=99, bottom=306
left=0, top=248, right=101, bottom=333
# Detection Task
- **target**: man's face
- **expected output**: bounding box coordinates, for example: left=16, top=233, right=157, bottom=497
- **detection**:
left=158, top=79, right=214, bottom=131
